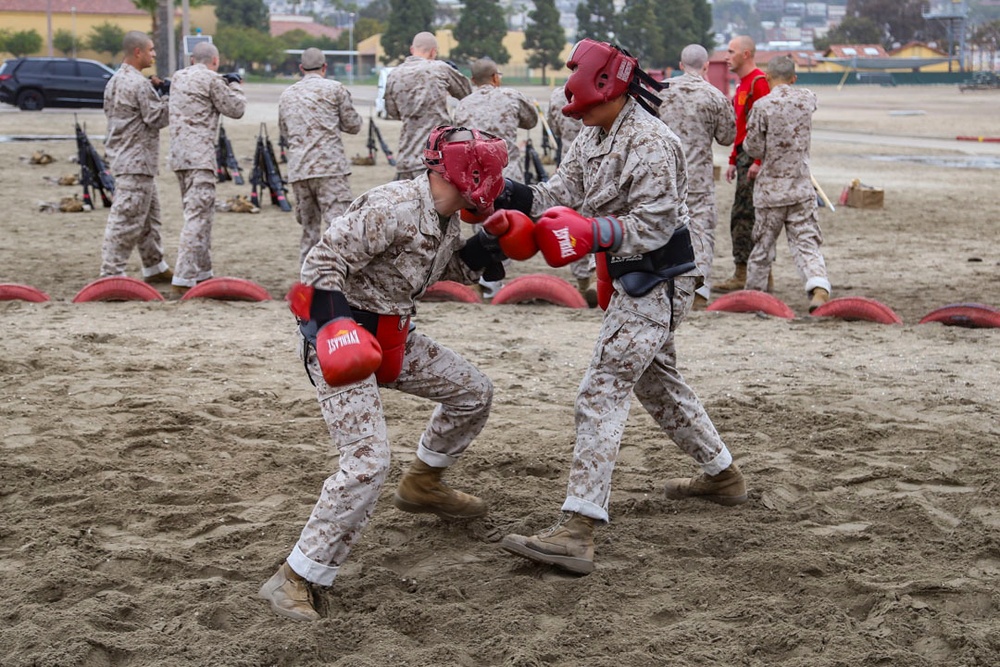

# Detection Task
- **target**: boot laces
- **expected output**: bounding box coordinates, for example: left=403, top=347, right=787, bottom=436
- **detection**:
left=537, top=512, right=573, bottom=538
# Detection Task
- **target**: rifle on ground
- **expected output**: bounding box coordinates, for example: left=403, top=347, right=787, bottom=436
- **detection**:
left=216, top=121, right=244, bottom=185
left=249, top=123, right=291, bottom=212
left=74, top=115, right=115, bottom=209
left=523, top=137, right=548, bottom=186
left=370, top=116, right=396, bottom=166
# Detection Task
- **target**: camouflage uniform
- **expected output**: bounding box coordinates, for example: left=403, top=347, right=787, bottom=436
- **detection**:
left=384, top=57, right=471, bottom=180
left=279, top=72, right=363, bottom=265
left=290, top=177, right=491, bottom=586
left=546, top=86, right=592, bottom=282
left=168, top=64, right=246, bottom=287
left=453, top=84, right=537, bottom=181
left=743, top=84, right=830, bottom=295
left=658, top=72, right=735, bottom=292
left=100, top=63, right=170, bottom=278
left=528, top=99, right=734, bottom=522
left=546, top=86, right=582, bottom=164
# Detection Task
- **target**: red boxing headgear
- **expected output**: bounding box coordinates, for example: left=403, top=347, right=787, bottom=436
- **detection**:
left=423, top=126, right=508, bottom=217
left=562, top=39, right=636, bottom=119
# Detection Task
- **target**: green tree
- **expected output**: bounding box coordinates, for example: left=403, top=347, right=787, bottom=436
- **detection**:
left=213, top=25, right=283, bottom=72
left=87, top=22, right=126, bottom=63
left=524, top=0, right=565, bottom=84
left=53, top=28, right=82, bottom=57
left=656, top=0, right=713, bottom=66
left=618, top=0, right=665, bottom=67
left=3, top=29, right=43, bottom=57
left=575, top=0, right=618, bottom=43
left=381, top=0, right=434, bottom=64
left=452, top=0, right=509, bottom=65
left=360, top=0, right=391, bottom=24
left=216, top=0, right=270, bottom=32
left=814, top=16, right=883, bottom=52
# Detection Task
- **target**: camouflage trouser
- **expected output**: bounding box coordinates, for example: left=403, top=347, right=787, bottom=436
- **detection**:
left=686, top=190, right=717, bottom=291
left=291, top=176, right=353, bottom=267
left=562, top=276, right=733, bottom=523
left=729, top=151, right=757, bottom=265
left=569, top=255, right=596, bottom=281
left=173, top=169, right=217, bottom=287
left=746, top=199, right=831, bottom=295
left=99, top=174, right=169, bottom=278
left=288, top=330, right=493, bottom=586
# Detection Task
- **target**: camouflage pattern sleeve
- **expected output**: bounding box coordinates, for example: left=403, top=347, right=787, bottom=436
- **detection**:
left=511, top=89, right=537, bottom=131
left=103, top=64, right=168, bottom=176
left=209, top=76, right=246, bottom=120
left=744, top=85, right=817, bottom=208
left=445, top=63, right=473, bottom=101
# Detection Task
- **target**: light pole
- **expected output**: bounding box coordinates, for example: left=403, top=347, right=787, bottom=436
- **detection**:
left=348, top=13, right=355, bottom=85
left=71, top=7, right=76, bottom=59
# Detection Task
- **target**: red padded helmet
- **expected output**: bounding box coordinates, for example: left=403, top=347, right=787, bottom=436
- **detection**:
left=562, top=39, right=636, bottom=119
left=423, top=126, right=508, bottom=217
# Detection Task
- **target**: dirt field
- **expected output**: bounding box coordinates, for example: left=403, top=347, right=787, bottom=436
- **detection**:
left=1, top=83, right=999, bottom=667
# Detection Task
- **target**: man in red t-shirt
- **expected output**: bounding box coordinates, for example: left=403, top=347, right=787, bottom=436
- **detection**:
left=716, top=35, right=770, bottom=292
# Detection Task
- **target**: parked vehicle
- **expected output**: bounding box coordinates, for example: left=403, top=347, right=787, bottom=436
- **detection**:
left=0, top=57, right=115, bottom=111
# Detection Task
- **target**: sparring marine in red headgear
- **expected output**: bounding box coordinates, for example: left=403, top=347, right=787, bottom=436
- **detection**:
left=423, top=126, right=508, bottom=217
left=562, top=39, right=665, bottom=120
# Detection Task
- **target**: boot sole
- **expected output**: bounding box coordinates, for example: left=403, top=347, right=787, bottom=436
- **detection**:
left=391, top=493, right=488, bottom=519
left=499, top=537, right=595, bottom=575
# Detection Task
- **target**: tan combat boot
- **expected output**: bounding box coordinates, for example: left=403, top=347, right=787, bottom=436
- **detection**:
left=664, top=463, right=748, bottom=506
left=714, top=264, right=747, bottom=292
left=808, top=287, right=830, bottom=313
left=258, top=562, right=321, bottom=621
left=577, top=277, right=598, bottom=308
left=500, top=513, right=596, bottom=574
left=144, top=268, right=174, bottom=284
left=392, top=459, right=487, bottom=519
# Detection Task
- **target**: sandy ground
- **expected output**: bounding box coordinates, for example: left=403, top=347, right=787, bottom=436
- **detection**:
left=1, top=83, right=999, bottom=667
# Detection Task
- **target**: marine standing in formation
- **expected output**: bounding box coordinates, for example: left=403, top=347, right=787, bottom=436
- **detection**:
left=99, top=30, right=172, bottom=285
left=657, top=44, right=736, bottom=308
left=743, top=55, right=831, bottom=312
left=167, top=41, right=246, bottom=297
left=383, top=32, right=471, bottom=181
left=278, top=47, right=363, bottom=266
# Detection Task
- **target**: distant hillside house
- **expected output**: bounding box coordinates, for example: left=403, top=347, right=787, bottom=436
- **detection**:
left=270, top=14, right=343, bottom=41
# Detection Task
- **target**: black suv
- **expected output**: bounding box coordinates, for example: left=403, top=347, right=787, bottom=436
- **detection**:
left=0, top=57, right=116, bottom=111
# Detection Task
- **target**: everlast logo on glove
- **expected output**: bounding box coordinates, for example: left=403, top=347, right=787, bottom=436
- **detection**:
left=553, top=227, right=576, bottom=260
left=326, top=328, right=361, bottom=353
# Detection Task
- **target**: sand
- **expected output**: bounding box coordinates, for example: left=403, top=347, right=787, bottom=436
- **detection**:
left=1, top=83, right=999, bottom=667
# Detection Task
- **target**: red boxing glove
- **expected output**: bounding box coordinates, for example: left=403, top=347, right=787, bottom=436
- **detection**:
left=316, top=318, right=383, bottom=387
left=533, top=206, right=623, bottom=268
left=459, top=208, right=487, bottom=224
left=286, top=282, right=314, bottom=321
left=483, top=209, right=538, bottom=261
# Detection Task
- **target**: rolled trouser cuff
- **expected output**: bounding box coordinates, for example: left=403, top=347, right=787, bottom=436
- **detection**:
left=287, top=544, right=339, bottom=587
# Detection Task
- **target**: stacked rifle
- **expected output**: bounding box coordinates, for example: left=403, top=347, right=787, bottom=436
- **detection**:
left=367, top=116, right=396, bottom=166
left=74, top=116, right=115, bottom=209
left=216, top=121, right=244, bottom=185
left=249, top=123, right=291, bottom=212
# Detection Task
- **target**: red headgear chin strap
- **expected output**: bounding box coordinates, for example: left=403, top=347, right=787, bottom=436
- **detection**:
left=562, top=39, right=665, bottom=119
left=423, top=126, right=508, bottom=217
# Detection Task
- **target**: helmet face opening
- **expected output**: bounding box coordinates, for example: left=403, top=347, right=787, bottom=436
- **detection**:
left=562, top=39, right=636, bottom=119
left=423, top=126, right=508, bottom=216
